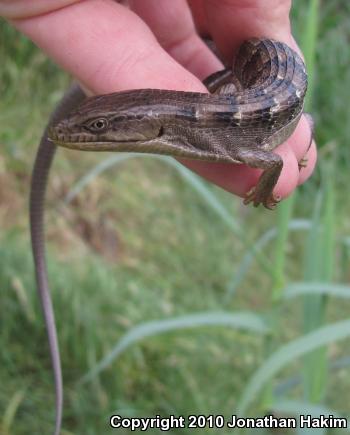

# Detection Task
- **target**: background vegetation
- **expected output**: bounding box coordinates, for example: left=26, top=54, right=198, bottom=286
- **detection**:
left=1, top=0, right=350, bottom=433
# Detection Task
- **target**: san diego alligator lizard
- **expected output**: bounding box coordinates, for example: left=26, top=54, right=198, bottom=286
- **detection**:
left=30, top=38, right=308, bottom=434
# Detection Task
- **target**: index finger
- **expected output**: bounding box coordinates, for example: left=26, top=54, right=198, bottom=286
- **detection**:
left=10, top=0, right=207, bottom=94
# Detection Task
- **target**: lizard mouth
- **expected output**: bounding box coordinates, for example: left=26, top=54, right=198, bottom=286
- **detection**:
left=48, top=127, right=98, bottom=145
left=48, top=127, right=153, bottom=152
left=48, top=127, right=141, bottom=149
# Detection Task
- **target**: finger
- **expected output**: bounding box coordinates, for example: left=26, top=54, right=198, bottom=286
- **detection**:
left=286, top=115, right=314, bottom=162
left=181, top=132, right=317, bottom=201
left=298, top=140, right=317, bottom=185
left=251, top=121, right=317, bottom=200
left=0, top=0, right=80, bottom=19
left=129, top=0, right=222, bottom=80
left=187, top=0, right=210, bottom=36
left=179, top=158, right=258, bottom=198
left=180, top=144, right=300, bottom=200
left=202, top=0, right=295, bottom=59
left=265, top=134, right=317, bottom=199
left=272, top=142, right=303, bottom=199
left=11, top=0, right=206, bottom=94
left=274, top=115, right=317, bottom=196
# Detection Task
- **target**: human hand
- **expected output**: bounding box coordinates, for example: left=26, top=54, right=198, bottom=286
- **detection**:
left=2, top=0, right=316, bottom=202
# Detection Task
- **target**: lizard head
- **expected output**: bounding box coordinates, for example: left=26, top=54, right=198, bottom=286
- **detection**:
left=48, top=91, right=163, bottom=151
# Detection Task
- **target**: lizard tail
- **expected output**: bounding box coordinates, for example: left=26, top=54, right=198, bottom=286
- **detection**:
left=30, top=84, right=86, bottom=435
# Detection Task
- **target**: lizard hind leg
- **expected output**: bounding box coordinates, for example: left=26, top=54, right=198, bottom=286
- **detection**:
left=203, top=68, right=243, bottom=94
left=237, top=147, right=283, bottom=209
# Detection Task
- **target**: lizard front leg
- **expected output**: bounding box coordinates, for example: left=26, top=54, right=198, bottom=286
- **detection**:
left=203, top=68, right=243, bottom=95
left=155, top=127, right=283, bottom=210
left=157, top=128, right=283, bottom=210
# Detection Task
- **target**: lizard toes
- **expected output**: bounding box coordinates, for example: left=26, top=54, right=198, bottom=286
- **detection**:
left=243, top=187, right=257, bottom=206
left=263, top=194, right=281, bottom=210
left=298, top=156, right=308, bottom=170
left=243, top=187, right=281, bottom=210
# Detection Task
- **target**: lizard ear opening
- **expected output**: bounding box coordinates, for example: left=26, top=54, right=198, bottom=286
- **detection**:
left=157, top=126, right=164, bottom=138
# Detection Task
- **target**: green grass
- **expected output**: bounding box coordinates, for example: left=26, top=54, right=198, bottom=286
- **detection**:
left=1, top=1, right=350, bottom=433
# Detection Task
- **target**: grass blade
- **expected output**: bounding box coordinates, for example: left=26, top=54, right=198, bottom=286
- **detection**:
left=301, top=0, right=320, bottom=110
left=226, top=219, right=311, bottom=299
left=284, top=282, right=350, bottom=299
left=80, top=311, right=269, bottom=384
left=237, top=318, right=350, bottom=416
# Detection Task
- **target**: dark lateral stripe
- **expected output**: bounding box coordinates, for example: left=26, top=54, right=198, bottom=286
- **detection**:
left=212, top=111, right=236, bottom=123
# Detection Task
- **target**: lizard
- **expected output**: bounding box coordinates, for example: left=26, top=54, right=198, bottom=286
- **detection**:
left=30, top=38, right=308, bottom=434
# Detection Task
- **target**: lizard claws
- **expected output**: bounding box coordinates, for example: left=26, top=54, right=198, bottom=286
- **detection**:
left=298, top=156, right=308, bottom=170
left=243, top=187, right=281, bottom=210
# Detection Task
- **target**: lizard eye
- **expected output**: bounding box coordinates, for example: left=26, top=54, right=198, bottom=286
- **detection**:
left=87, top=118, right=109, bottom=133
